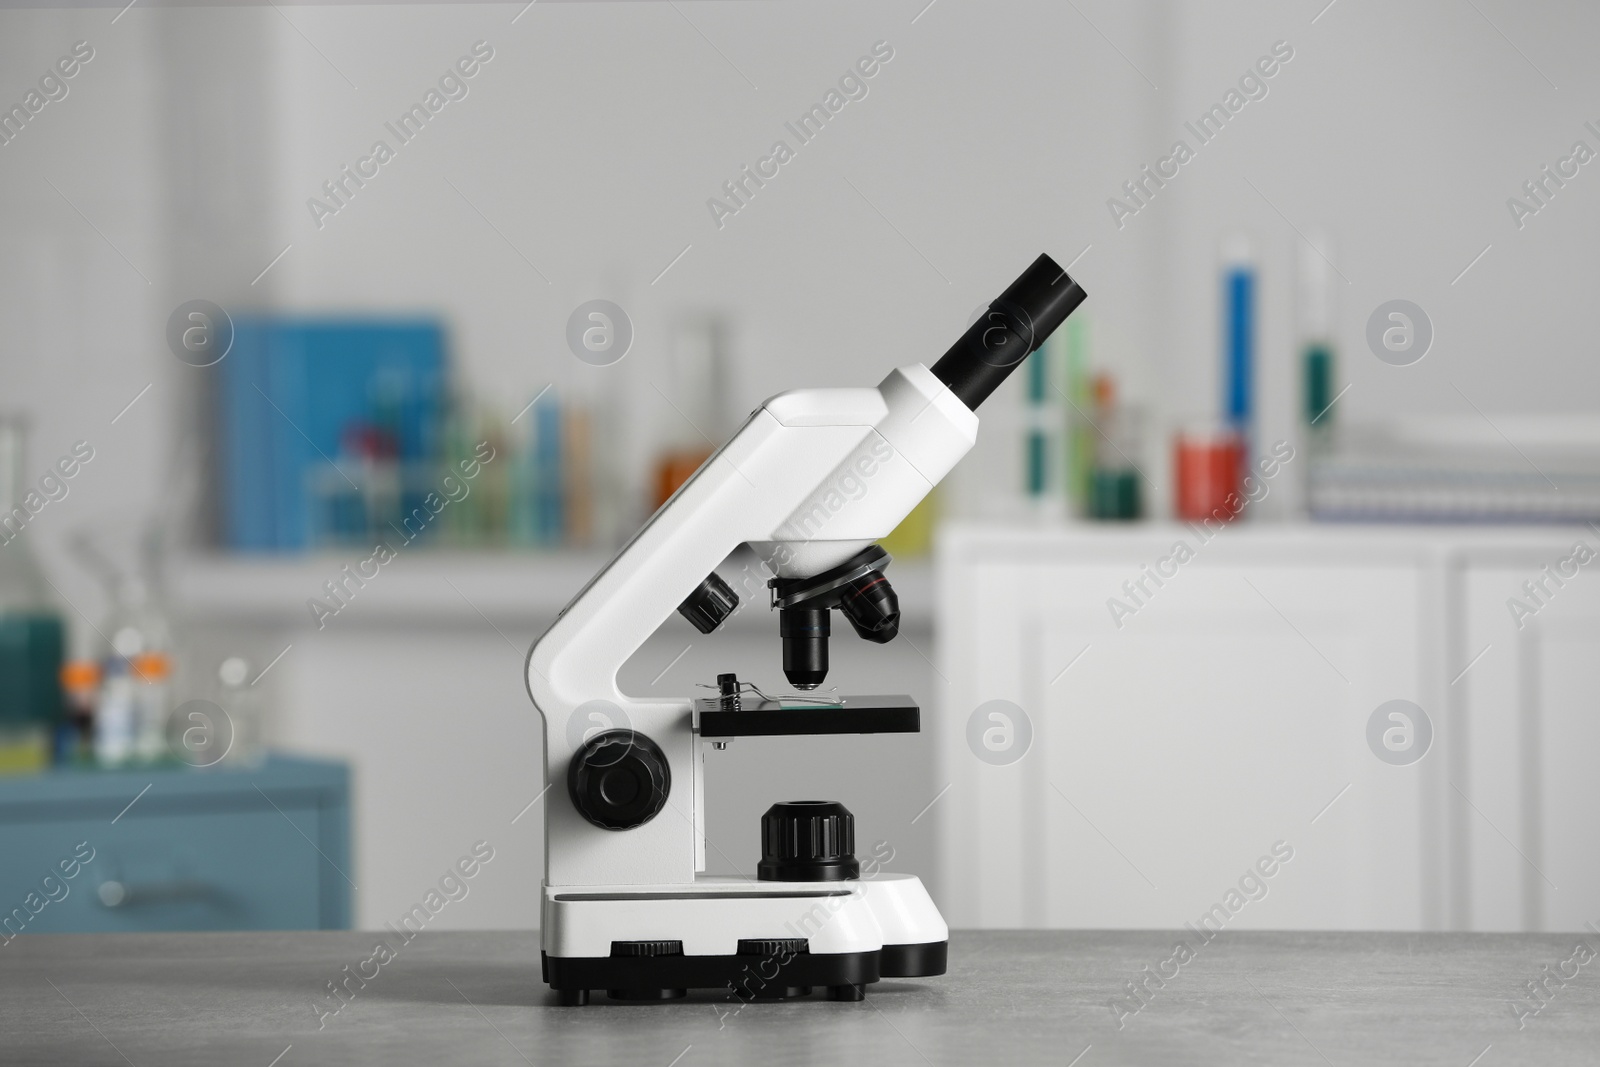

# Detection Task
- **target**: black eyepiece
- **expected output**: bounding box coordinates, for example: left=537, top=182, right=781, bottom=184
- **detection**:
left=930, top=253, right=1087, bottom=411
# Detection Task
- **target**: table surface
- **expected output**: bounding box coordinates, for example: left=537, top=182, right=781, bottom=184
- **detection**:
left=3, top=930, right=1596, bottom=1066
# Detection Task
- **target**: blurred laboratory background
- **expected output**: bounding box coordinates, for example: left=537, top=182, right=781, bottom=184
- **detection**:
left=2, top=0, right=1598, bottom=938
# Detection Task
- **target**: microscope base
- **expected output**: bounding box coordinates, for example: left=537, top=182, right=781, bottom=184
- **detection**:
left=542, top=947, right=883, bottom=1003
left=540, top=873, right=948, bottom=1005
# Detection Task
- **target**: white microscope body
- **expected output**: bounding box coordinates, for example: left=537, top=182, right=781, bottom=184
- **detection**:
left=528, top=255, right=1085, bottom=1004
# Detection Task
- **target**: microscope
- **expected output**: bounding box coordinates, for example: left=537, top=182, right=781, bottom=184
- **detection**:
left=530, top=254, right=1086, bottom=1005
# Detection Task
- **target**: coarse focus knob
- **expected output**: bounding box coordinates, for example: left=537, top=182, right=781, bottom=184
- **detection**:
left=568, top=729, right=671, bottom=831
left=758, top=801, right=859, bottom=882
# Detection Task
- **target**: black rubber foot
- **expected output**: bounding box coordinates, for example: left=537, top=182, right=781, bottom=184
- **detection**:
left=828, top=983, right=866, bottom=1002
left=556, top=989, right=589, bottom=1006
left=607, top=988, right=687, bottom=1001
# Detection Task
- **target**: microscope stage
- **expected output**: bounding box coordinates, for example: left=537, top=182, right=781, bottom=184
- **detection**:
left=696, top=693, right=919, bottom=737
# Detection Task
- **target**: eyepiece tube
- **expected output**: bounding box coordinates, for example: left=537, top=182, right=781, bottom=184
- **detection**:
left=930, top=253, right=1088, bottom=411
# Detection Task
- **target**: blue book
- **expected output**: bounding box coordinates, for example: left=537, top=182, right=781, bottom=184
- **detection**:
left=218, top=318, right=446, bottom=551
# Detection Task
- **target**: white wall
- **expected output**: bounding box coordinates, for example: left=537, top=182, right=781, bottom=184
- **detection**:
left=249, top=0, right=1168, bottom=516
left=258, top=0, right=1600, bottom=515
left=0, top=10, right=168, bottom=643
left=10, top=0, right=1600, bottom=558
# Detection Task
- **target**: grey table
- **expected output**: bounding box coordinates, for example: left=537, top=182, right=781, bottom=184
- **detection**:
left=3, top=930, right=1596, bottom=1065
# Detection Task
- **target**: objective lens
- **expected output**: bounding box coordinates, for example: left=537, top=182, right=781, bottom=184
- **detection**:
left=780, top=607, right=830, bottom=690
left=839, top=572, right=899, bottom=644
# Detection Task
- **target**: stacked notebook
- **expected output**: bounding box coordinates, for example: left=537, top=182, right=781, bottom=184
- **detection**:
left=1308, top=417, right=1600, bottom=524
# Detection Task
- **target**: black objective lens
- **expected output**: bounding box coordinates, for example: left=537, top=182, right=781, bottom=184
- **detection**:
left=780, top=607, right=830, bottom=690
left=770, top=546, right=900, bottom=690
left=839, top=572, right=898, bottom=644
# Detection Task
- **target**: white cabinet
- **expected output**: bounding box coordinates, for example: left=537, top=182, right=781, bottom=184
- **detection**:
left=1459, top=547, right=1600, bottom=933
left=935, top=522, right=1598, bottom=932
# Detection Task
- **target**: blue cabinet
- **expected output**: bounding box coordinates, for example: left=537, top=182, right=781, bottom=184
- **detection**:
left=0, top=755, right=350, bottom=934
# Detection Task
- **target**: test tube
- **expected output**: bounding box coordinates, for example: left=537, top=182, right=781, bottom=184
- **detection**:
left=1297, top=231, right=1338, bottom=441
left=1220, top=234, right=1255, bottom=445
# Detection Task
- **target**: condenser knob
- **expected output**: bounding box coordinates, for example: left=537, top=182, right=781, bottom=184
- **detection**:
left=758, top=800, right=859, bottom=881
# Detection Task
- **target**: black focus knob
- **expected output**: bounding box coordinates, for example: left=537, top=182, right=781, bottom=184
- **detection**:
left=568, top=730, right=671, bottom=831
left=678, top=572, right=738, bottom=634
left=758, top=801, right=858, bottom=881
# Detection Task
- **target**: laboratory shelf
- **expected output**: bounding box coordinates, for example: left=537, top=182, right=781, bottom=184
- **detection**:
left=173, top=551, right=932, bottom=630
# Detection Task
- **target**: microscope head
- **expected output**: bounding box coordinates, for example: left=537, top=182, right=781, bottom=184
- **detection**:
left=758, top=253, right=1085, bottom=689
